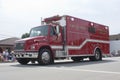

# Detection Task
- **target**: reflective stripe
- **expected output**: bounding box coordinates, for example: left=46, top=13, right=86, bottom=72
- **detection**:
left=67, top=39, right=109, bottom=50
left=51, top=39, right=109, bottom=50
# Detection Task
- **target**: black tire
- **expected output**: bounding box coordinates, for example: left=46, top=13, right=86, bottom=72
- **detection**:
left=89, top=49, right=102, bottom=61
left=38, top=49, right=54, bottom=65
left=71, top=57, right=83, bottom=62
left=17, top=58, right=30, bottom=65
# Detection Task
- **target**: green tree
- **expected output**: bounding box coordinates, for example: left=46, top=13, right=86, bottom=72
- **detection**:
left=21, top=33, right=29, bottom=39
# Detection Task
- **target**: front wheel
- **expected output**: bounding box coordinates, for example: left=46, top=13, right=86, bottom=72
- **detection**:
left=38, top=49, right=54, bottom=65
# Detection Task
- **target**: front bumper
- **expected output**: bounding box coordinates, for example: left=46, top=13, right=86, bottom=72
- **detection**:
left=14, top=51, right=38, bottom=58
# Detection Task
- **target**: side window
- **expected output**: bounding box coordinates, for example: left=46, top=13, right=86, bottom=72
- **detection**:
left=88, top=27, right=96, bottom=33
left=50, top=27, right=56, bottom=36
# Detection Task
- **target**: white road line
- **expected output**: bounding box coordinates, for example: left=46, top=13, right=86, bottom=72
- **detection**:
left=43, top=67, right=120, bottom=75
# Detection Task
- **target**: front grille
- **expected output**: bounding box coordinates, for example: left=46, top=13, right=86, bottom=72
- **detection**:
left=15, top=43, right=24, bottom=50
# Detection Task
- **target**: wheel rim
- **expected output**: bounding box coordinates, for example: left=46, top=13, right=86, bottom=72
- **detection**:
left=41, top=51, right=50, bottom=63
left=95, top=51, right=100, bottom=60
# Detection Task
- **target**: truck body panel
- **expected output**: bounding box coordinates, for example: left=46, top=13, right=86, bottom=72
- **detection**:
left=65, top=15, right=109, bottom=57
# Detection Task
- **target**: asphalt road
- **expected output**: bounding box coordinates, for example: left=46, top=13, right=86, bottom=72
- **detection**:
left=0, top=57, right=120, bottom=80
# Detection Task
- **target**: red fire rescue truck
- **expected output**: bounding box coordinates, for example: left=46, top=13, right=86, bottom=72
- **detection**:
left=14, top=15, right=109, bottom=65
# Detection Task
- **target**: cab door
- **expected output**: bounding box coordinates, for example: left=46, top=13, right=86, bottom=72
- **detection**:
left=49, top=26, right=62, bottom=47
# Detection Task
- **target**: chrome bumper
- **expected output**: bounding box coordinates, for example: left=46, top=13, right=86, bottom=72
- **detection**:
left=14, top=51, right=38, bottom=58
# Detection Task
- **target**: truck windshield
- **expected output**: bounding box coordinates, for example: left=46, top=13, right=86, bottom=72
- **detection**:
left=29, top=26, right=48, bottom=37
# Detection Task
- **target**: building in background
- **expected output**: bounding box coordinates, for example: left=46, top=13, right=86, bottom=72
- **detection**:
left=0, top=37, right=19, bottom=53
left=110, top=34, right=120, bottom=40
left=110, top=34, right=120, bottom=56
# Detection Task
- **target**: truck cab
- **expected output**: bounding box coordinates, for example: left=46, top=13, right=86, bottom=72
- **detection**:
left=14, top=16, right=66, bottom=65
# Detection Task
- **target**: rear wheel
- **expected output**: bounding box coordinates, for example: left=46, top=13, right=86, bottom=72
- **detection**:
left=71, top=57, right=83, bottom=62
left=38, top=49, right=54, bottom=65
left=17, top=58, right=30, bottom=65
left=89, top=49, right=102, bottom=61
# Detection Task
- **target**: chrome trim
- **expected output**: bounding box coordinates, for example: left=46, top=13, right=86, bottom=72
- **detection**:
left=67, top=54, right=94, bottom=57
left=41, top=52, right=50, bottom=62
left=14, top=52, right=38, bottom=58
left=54, top=54, right=94, bottom=58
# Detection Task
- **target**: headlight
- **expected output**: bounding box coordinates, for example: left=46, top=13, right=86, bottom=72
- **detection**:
left=30, top=45, right=35, bottom=50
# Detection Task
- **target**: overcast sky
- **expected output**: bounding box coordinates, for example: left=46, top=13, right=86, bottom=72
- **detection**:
left=0, top=0, right=120, bottom=40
